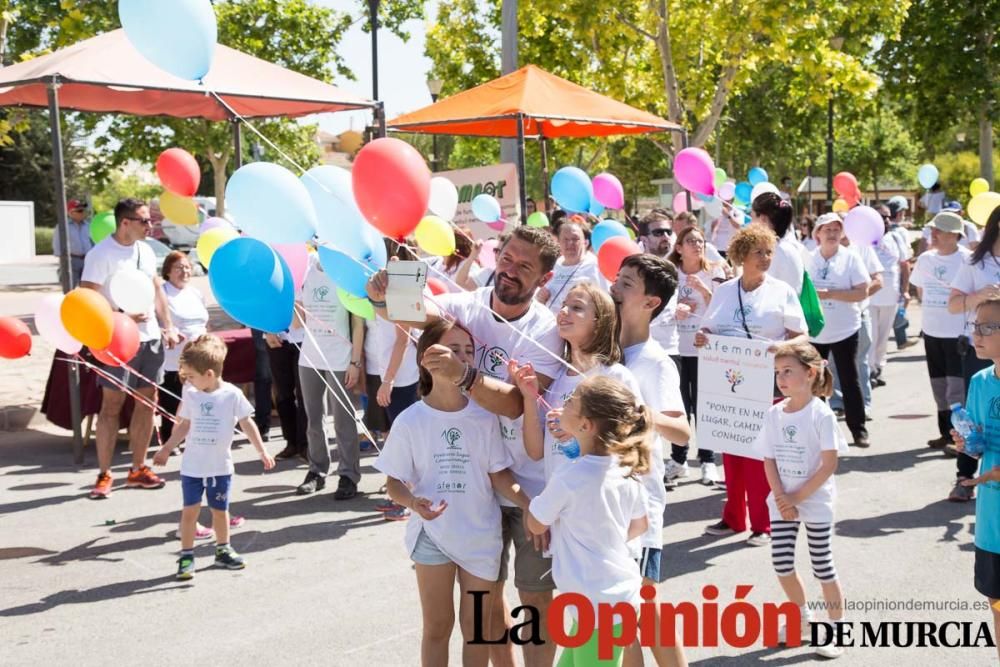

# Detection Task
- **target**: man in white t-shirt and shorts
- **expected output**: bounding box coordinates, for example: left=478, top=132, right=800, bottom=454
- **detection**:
left=367, top=225, right=563, bottom=666
left=81, top=198, right=179, bottom=499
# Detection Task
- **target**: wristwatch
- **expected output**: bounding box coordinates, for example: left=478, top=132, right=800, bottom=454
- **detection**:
left=350, top=360, right=363, bottom=369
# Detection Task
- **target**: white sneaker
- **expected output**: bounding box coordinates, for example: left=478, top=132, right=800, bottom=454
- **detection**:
left=815, top=643, right=844, bottom=659
left=700, top=462, right=720, bottom=485
left=746, top=531, right=771, bottom=547
left=777, top=617, right=812, bottom=645
left=664, top=460, right=689, bottom=481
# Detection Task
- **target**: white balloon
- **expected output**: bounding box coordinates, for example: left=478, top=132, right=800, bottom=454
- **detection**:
left=428, top=176, right=459, bottom=221
left=109, top=268, right=154, bottom=314
left=34, top=294, right=82, bottom=354
left=750, top=181, right=780, bottom=204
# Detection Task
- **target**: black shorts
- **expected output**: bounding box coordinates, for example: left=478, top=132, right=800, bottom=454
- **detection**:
left=974, top=547, right=1000, bottom=599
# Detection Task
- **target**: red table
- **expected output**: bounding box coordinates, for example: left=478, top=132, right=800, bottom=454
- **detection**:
left=41, top=328, right=257, bottom=431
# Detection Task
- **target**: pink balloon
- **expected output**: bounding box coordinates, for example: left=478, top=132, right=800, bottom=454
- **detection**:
left=673, top=148, right=716, bottom=196
left=592, top=173, right=625, bottom=209
left=843, top=206, right=885, bottom=247
left=718, top=181, right=736, bottom=201
left=486, top=220, right=506, bottom=231
left=479, top=239, right=498, bottom=270
left=273, top=243, right=310, bottom=289
left=672, top=191, right=689, bottom=213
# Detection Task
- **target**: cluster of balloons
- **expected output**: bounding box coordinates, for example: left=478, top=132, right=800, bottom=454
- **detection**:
left=672, top=149, right=784, bottom=224
left=156, top=148, right=202, bottom=226
left=33, top=290, right=140, bottom=366
left=550, top=167, right=625, bottom=216
left=832, top=171, right=862, bottom=212
left=0, top=316, right=31, bottom=359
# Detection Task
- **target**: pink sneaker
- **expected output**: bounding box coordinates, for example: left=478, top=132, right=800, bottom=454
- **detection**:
left=188, top=523, right=212, bottom=540
left=229, top=516, right=245, bottom=528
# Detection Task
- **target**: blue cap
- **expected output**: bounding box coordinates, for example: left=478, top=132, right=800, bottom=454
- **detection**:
left=942, top=200, right=963, bottom=212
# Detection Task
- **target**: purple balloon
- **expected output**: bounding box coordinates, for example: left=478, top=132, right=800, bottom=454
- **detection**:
left=200, top=216, right=232, bottom=234
left=592, top=172, right=624, bottom=209
left=718, top=181, right=736, bottom=201
left=673, top=148, right=716, bottom=196
left=843, top=206, right=885, bottom=247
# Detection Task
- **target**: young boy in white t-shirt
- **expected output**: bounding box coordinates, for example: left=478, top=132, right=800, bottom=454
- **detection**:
left=153, top=334, right=274, bottom=580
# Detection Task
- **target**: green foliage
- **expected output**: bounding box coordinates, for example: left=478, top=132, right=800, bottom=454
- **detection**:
left=90, top=169, right=161, bottom=213
left=936, top=151, right=1000, bottom=208
left=35, top=227, right=53, bottom=254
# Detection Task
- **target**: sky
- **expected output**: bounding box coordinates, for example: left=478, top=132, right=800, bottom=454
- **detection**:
left=309, top=1, right=438, bottom=135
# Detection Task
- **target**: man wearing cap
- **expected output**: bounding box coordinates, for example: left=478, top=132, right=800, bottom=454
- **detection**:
left=911, top=212, right=975, bottom=499
left=919, top=200, right=980, bottom=254
left=52, top=199, right=94, bottom=288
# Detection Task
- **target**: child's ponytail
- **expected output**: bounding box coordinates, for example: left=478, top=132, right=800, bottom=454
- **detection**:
left=772, top=340, right=832, bottom=397
left=814, top=364, right=834, bottom=398
left=574, top=376, right=652, bottom=476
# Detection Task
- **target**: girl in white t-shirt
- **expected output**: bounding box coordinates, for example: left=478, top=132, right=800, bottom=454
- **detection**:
left=761, top=341, right=848, bottom=659
left=511, top=282, right=640, bottom=481
left=526, top=375, right=651, bottom=666
left=374, top=318, right=529, bottom=667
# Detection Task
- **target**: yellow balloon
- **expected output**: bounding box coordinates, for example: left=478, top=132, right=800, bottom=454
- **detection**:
left=832, top=198, right=849, bottom=213
left=970, top=178, right=990, bottom=197
left=160, top=191, right=200, bottom=226
left=415, top=215, right=457, bottom=256
left=968, top=191, right=1000, bottom=226
left=197, top=227, right=239, bottom=269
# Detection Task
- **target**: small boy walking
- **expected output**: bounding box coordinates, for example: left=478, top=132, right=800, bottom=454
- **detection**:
left=153, top=334, right=274, bottom=580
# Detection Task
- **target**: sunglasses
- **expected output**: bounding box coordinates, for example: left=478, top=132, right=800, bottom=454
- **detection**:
left=126, top=217, right=153, bottom=226
left=649, top=228, right=673, bottom=237
left=972, top=322, right=1000, bottom=337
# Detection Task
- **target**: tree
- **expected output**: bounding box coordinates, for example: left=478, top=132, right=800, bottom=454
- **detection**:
left=878, top=0, right=1000, bottom=187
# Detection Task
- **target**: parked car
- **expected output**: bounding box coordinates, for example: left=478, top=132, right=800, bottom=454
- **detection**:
left=142, top=237, right=205, bottom=276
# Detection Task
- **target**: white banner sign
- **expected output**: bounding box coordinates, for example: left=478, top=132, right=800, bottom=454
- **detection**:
left=696, top=335, right=775, bottom=458
left=438, top=163, right=521, bottom=239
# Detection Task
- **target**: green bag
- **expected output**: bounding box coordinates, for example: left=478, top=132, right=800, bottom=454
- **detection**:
left=799, top=270, right=825, bottom=338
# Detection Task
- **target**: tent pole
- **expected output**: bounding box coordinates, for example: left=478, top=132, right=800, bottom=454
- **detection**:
left=540, top=137, right=550, bottom=212
left=515, top=114, right=527, bottom=224
left=47, top=80, right=84, bottom=464
left=232, top=120, right=243, bottom=170
left=375, top=101, right=386, bottom=139
left=680, top=128, right=692, bottom=213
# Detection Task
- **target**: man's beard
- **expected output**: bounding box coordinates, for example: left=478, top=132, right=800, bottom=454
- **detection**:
left=494, top=272, right=532, bottom=306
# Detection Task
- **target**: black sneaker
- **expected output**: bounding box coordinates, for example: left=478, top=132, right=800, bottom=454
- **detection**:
left=176, top=554, right=195, bottom=580
left=296, top=472, right=325, bottom=495
left=852, top=434, right=870, bottom=448
left=275, top=446, right=299, bottom=461
left=704, top=520, right=736, bottom=536
left=927, top=436, right=952, bottom=449
left=214, top=547, right=246, bottom=570
left=333, top=476, right=358, bottom=500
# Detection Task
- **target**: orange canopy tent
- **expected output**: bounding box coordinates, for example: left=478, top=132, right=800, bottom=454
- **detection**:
left=0, top=29, right=378, bottom=461
left=388, top=65, right=685, bottom=215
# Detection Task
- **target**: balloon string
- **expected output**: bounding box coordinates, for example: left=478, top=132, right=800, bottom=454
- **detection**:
left=62, top=355, right=179, bottom=424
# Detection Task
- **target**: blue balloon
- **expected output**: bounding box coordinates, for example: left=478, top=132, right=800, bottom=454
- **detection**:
left=734, top=182, right=753, bottom=204
left=551, top=167, right=593, bottom=213
left=697, top=192, right=714, bottom=203
left=471, top=194, right=502, bottom=222
left=918, top=164, right=939, bottom=189
left=227, top=162, right=318, bottom=245
left=209, top=238, right=294, bottom=333
left=747, top=167, right=768, bottom=186
left=119, top=0, right=217, bottom=80
left=590, top=220, right=629, bottom=253
left=302, top=165, right=380, bottom=256
left=317, top=242, right=387, bottom=299
left=588, top=194, right=605, bottom=217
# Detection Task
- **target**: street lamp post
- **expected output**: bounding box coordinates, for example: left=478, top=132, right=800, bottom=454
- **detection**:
left=427, top=78, right=443, bottom=172
left=368, top=0, right=381, bottom=101
left=826, top=36, right=844, bottom=211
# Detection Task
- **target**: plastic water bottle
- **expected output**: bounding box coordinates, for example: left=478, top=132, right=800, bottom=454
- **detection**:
left=950, top=403, right=985, bottom=456
left=559, top=439, right=581, bottom=460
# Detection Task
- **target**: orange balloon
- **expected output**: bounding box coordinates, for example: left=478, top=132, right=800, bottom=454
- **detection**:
left=60, top=288, right=114, bottom=349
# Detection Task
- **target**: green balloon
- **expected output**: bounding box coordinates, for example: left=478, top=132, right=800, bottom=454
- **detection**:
left=714, top=168, right=727, bottom=189
left=337, top=288, right=374, bottom=320
left=527, top=212, right=549, bottom=228
left=89, top=211, right=115, bottom=244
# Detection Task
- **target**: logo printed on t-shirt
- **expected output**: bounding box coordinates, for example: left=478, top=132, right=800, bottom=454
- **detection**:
left=481, top=346, right=509, bottom=377
left=933, top=265, right=948, bottom=281
left=989, top=396, right=1000, bottom=421
left=732, top=306, right=752, bottom=323
left=680, top=285, right=695, bottom=300
left=443, top=427, right=463, bottom=450
left=312, top=285, right=330, bottom=302
left=782, top=425, right=798, bottom=443
left=199, top=402, right=214, bottom=417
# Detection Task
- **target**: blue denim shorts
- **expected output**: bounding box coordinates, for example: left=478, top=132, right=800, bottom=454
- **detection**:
left=181, top=474, right=232, bottom=511
left=638, top=547, right=663, bottom=583
left=410, top=527, right=451, bottom=566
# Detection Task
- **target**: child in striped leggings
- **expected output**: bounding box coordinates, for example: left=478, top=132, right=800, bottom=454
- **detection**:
left=759, top=341, right=849, bottom=659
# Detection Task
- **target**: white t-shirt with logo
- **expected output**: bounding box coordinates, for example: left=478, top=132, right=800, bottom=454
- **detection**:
left=178, top=381, right=255, bottom=477
left=541, top=363, right=641, bottom=482
left=676, top=265, right=728, bottom=357
left=755, top=397, right=848, bottom=523
left=951, top=254, right=1000, bottom=337
left=163, top=283, right=208, bottom=372
left=529, top=455, right=646, bottom=608
left=80, top=236, right=159, bottom=341
left=435, top=287, right=562, bottom=501
left=372, top=316, right=419, bottom=387
left=806, top=247, right=871, bottom=345
left=870, top=236, right=903, bottom=307
left=543, top=255, right=607, bottom=314
left=374, top=400, right=512, bottom=581
left=298, top=255, right=352, bottom=372
left=848, top=243, right=884, bottom=312
left=769, top=238, right=805, bottom=295
left=649, top=293, right=680, bottom=356
left=912, top=248, right=971, bottom=339
left=623, top=339, right=685, bottom=550
left=701, top=275, right=807, bottom=342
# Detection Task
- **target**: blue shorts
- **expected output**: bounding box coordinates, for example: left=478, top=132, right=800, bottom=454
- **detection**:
left=181, top=474, right=232, bottom=511
left=638, top=547, right=662, bottom=583
left=410, top=527, right=451, bottom=567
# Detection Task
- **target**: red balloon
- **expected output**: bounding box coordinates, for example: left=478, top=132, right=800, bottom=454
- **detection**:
left=832, top=172, right=858, bottom=199
left=90, top=313, right=140, bottom=367
left=0, top=316, right=32, bottom=359
left=352, top=138, right=431, bottom=239
left=156, top=148, right=201, bottom=197
left=427, top=277, right=448, bottom=296
left=598, top=237, right=642, bottom=282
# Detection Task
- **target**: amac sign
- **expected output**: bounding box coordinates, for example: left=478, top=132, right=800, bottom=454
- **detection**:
left=439, top=163, right=521, bottom=238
